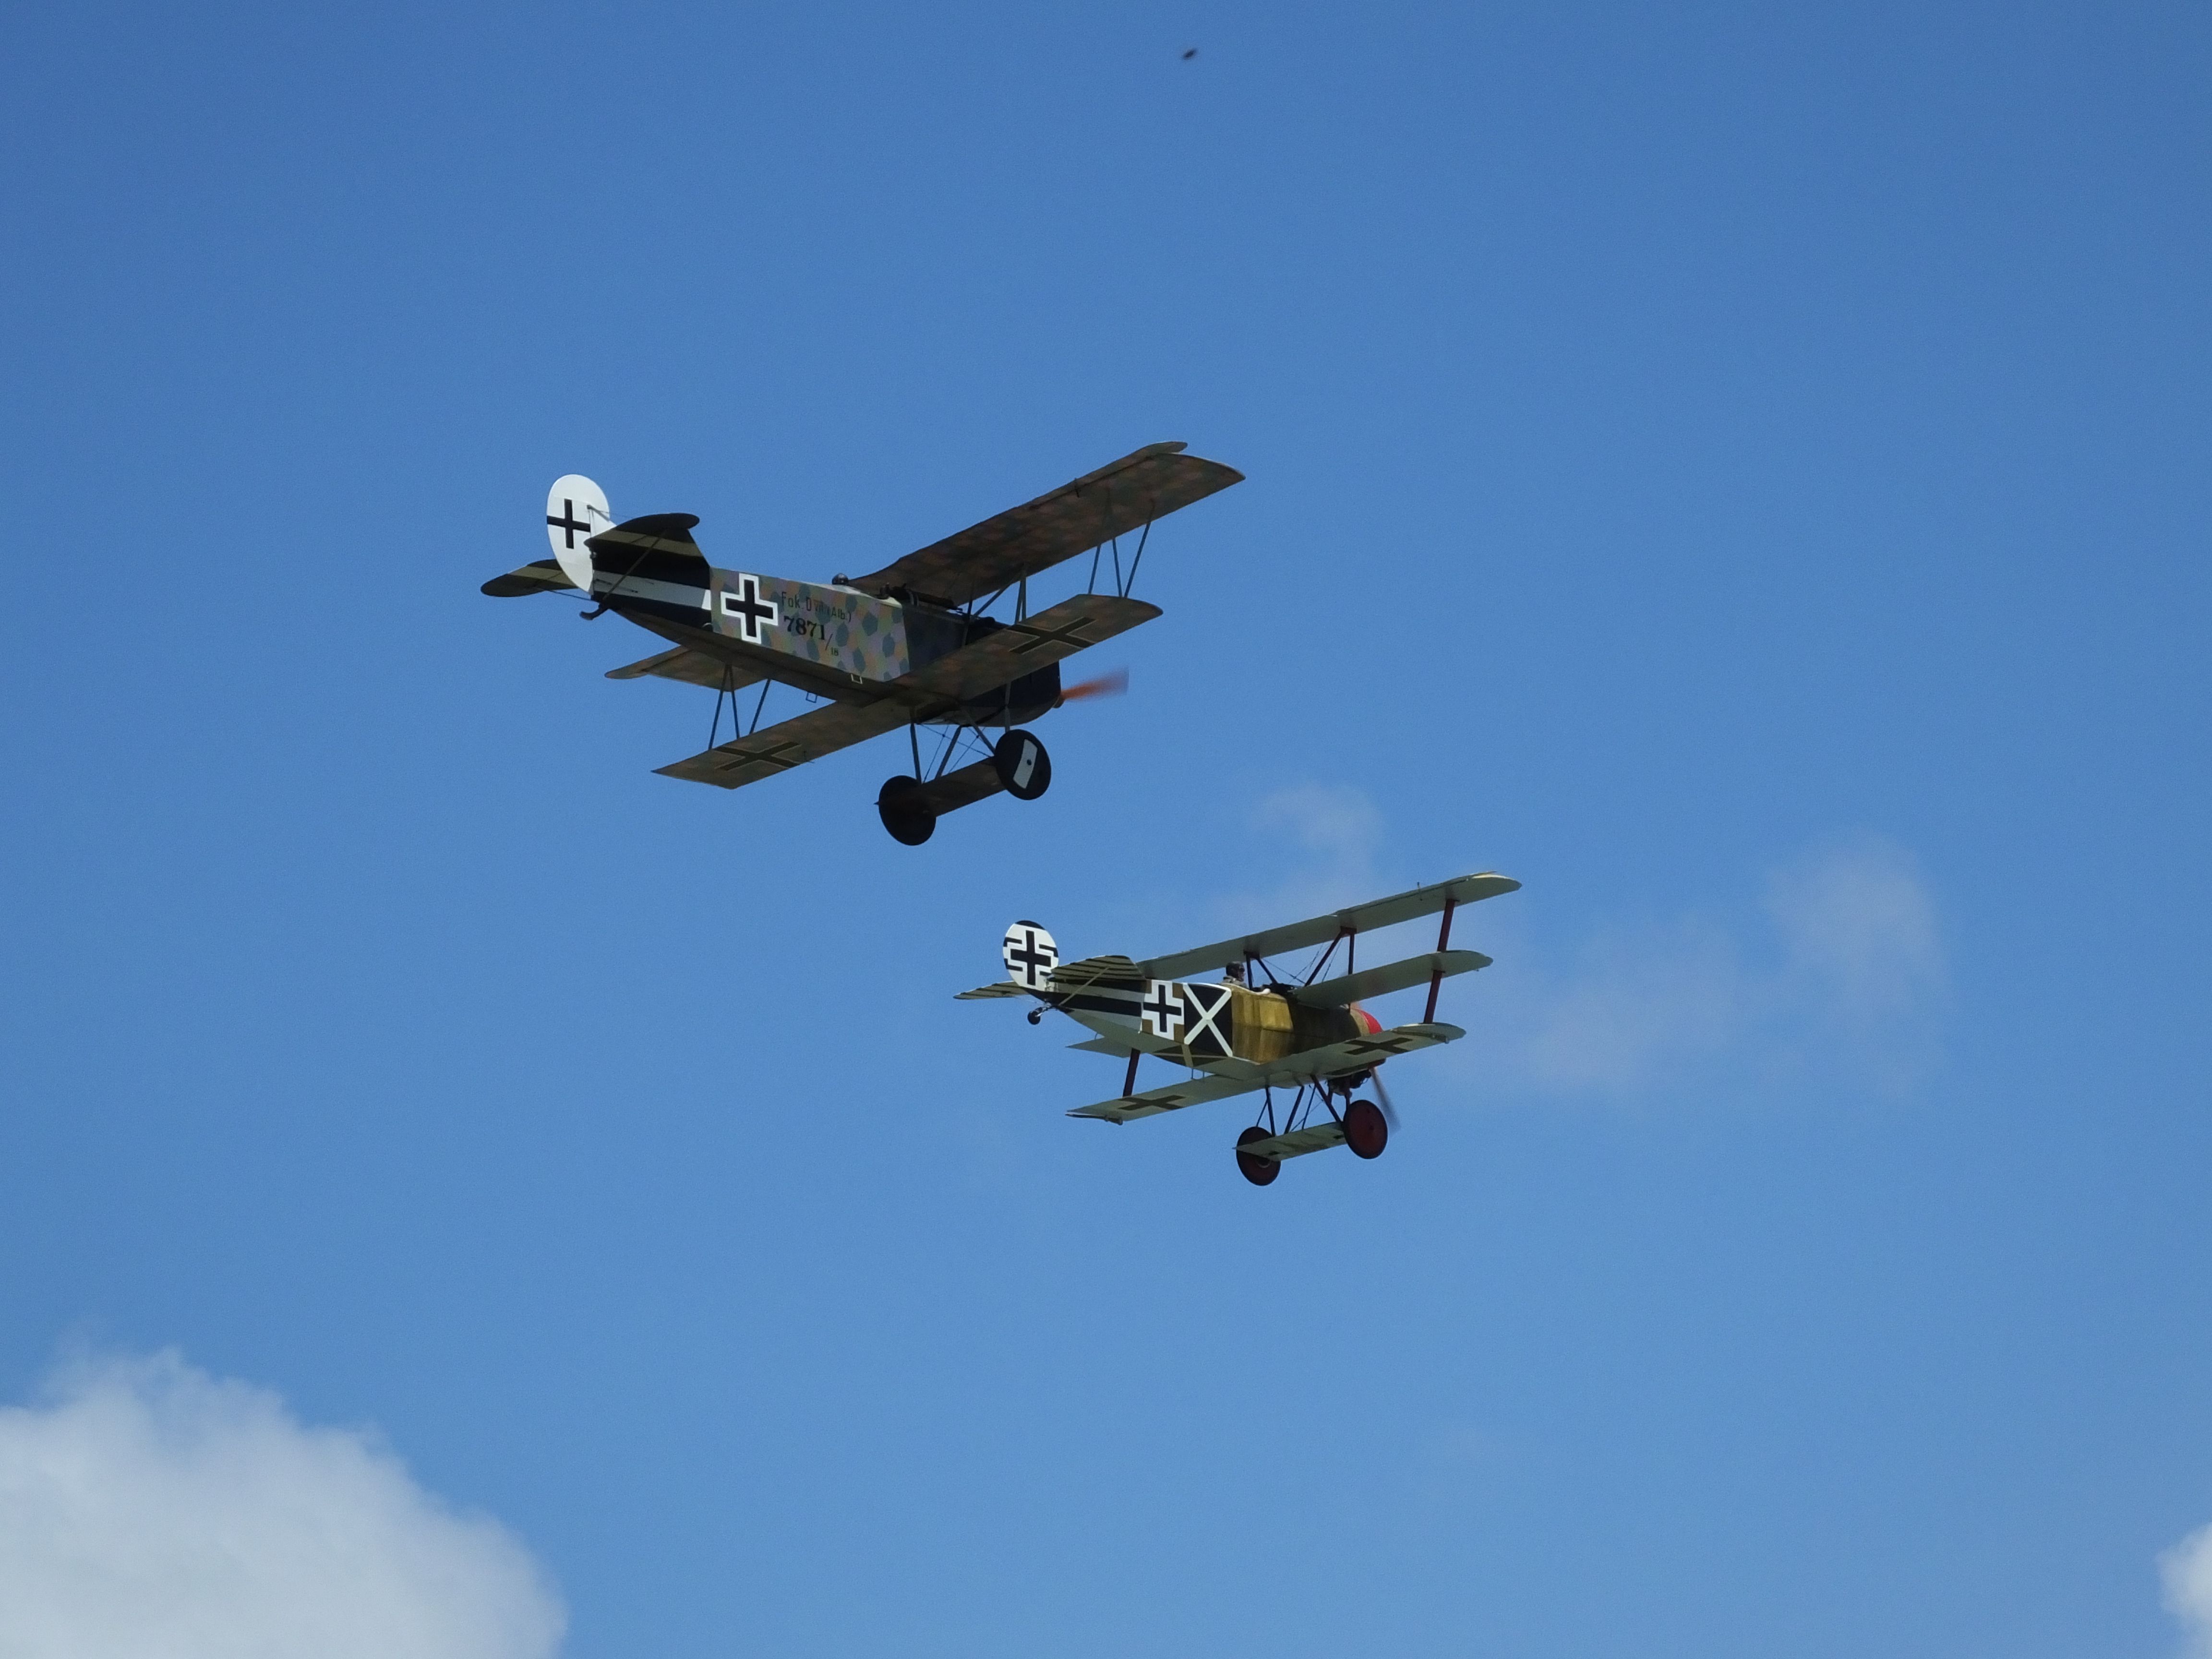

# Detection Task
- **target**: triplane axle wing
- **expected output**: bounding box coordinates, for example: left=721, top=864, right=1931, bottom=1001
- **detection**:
left=481, top=445, right=1241, bottom=844
left=960, top=871, right=1522, bottom=1186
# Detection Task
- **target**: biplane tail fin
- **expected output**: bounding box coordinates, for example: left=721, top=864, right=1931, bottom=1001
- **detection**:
left=542, top=474, right=613, bottom=593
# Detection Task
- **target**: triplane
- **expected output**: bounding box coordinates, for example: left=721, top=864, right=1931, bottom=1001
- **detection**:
left=959, top=872, right=1520, bottom=1184
left=481, top=443, right=1241, bottom=843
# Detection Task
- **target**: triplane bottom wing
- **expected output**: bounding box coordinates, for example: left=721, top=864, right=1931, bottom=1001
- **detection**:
left=1067, top=1021, right=1466, bottom=1124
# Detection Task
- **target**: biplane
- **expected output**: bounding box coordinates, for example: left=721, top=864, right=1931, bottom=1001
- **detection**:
left=959, top=872, right=1521, bottom=1184
left=481, top=443, right=1242, bottom=843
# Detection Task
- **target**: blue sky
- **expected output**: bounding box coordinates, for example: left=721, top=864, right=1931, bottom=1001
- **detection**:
left=2, top=1, right=2208, bottom=1654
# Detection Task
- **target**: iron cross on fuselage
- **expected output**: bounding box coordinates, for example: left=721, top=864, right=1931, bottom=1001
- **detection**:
left=547, top=500, right=591, bottom=547
left=725, top=576, right=778, bottom=643
left=1141, top=981, right=1182, bottom=1035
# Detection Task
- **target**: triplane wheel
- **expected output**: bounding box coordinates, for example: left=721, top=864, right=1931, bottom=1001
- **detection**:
left=1235, top=1125, right=1280, bottom=1187
left=992, top=729, right=1052, bottom=801
left=876, top=775, right=936, bottom=845
left=1344, top=1098, right=1388, bottom=1160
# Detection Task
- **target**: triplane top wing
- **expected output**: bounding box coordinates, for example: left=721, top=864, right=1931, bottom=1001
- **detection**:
left=1137, top=871, right=1522, bottom=981
left=960, top=872, right=1521, bottom=1186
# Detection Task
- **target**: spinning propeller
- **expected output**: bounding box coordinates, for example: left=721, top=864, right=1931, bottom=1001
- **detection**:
left=1056, top=667, right=1129, bottom=706
left=1369, top=1067, right=1403, bottom=1133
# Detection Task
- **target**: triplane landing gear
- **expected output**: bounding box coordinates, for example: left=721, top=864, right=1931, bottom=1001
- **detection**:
left=1233, top=1080, right=1390, bottom=1187
left=877, top=727, right=1052, bottom=844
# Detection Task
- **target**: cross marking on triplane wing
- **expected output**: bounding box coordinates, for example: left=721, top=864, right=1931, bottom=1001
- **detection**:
left=1005, top=617, right=1095, bottom=655
left=1340, top=1034, right=1419, bottom=1059
left=1007, top=927, right=1056, bottom=986
left=547, top=500, right=591, bottom=547
left=724, top=576, right=779, bottom=642
left=1140, top=981, right=1182, bottom=1038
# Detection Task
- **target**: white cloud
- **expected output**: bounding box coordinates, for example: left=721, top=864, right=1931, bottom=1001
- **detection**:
left=1494, top=834, right=1948, bottom=1100
left=2164, top=1524, right=2212, bottom=1656
left=1203, top=783, right=1387, bottom=936
left=0, top=1351, right=565, bottom=1659
left=1180, top=787, right=1948, bottom=1105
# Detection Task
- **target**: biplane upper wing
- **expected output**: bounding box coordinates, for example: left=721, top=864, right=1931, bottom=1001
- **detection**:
left=1136, top=873, right=1522, bottom=982
left=842, top=443, right=1244, bottom=608
left=1067, top=1021, right=1467, bottom=1123
left=606, top=646, right=766, bottom=692
left=654, top=696, right=913, bottom=789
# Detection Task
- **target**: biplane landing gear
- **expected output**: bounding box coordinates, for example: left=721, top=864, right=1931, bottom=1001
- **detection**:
left=1235, top=1126, right=1280, bottom=1187
left=877, top=776, right=936, bottom=845
left=1344, top=1098, right=1388, bottom=1160
left=993, top=730, right=1051, bottom=801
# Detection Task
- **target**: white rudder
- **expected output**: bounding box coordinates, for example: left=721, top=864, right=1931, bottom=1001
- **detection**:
left=544, top=475, right=613, bottom=594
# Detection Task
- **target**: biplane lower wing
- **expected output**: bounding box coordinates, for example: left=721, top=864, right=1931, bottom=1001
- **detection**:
left=1067, top=1021, right=1466, bottom=1123
left=654, top=697, right=912, bottom=789
left=607, top=646, right=766, bottom=692
left=653, top=593, right=1157, bottom=790
left=900, top=595, right=1161, bottom=703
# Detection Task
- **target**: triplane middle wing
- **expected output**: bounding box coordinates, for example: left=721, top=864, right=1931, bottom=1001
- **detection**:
left=960, top=872, right=1521, bottom=1186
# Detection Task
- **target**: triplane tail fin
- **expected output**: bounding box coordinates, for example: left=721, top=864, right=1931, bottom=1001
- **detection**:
left=1001, top=920, right=1059, bottom=992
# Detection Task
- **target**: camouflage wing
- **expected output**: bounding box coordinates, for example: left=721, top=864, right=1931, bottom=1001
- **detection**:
left=653, top=697, right=912, bottom=789
left=1290, top=950, right=1492, bottom=1009
left=1064, top=1021, right=1465, bottom=1125
left=607, top=646, right=766, bottom=692
left=1137, top=874, right=1522, bottom=981
left=1260, top=1021, right=1465, bottom=1083
left=896, top=594, right=1161, bottom=702
left=843, top=443, right=1243, bottom=608
left=1066, top=1070, right=1264, bottom=1124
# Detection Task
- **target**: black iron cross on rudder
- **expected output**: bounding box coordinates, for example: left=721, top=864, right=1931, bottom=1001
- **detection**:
left=1008, top=927, right=1055, bottom=986
left=547, top=500, right=591, bottom=547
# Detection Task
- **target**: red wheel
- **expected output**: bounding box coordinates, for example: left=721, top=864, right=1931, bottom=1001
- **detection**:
left=1235, top=1125, right=1280, bottom=1186
left=1344, top=1098, right=1388, bottom=1160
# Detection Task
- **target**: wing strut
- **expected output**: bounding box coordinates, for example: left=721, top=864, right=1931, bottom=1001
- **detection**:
left=1423, top=895, right=1459, bottom=1022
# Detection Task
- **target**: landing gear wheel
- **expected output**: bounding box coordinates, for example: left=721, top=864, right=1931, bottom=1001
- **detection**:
left=1344, top=1098, right=1388, bottom=1160
left=1235, top=1125, right=1280, bottom=1187
left=876, top=776, right=936, bottom=846
left=992, top=729, right=1051, bottom=801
